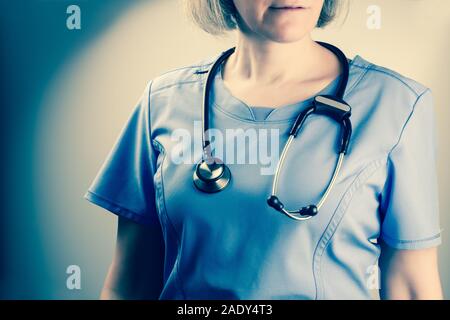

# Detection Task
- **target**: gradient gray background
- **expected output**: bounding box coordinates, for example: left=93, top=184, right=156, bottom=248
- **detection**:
left=0, top=0, right=449, bottom=299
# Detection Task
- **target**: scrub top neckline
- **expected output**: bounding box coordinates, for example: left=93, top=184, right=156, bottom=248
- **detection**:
left=251, top=106, right=276, bottom=121
left=211, top=56, right=358, bottom=123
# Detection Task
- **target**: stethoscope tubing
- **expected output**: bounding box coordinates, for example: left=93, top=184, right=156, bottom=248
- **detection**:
left=195, top=42, right=353, bottom=221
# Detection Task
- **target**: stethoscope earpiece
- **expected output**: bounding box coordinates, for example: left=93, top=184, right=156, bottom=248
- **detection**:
left=193, top=42, right=353, bottom=221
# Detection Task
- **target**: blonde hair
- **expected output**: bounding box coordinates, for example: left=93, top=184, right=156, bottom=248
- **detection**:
left=184, top=0, right=341, bottom=35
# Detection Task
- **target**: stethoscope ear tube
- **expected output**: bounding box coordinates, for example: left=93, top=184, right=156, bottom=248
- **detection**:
left=267, top=99, right=351, bottom=220
left=268, top=150, right=346, bottom=220
left=340, top=117, right=352, bottom=154
left=289, top=107, right=315, bottom=137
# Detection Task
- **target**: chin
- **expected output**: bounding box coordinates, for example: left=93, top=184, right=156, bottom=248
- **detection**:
left=263, top=27, right=311, bottom=43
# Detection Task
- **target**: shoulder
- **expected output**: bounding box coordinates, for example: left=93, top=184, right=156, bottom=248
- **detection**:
left=348, top=55, right=436, bottom=154
left=147, top=52, right=222, bottom=95
left=349, top=55, right=431, bottom=103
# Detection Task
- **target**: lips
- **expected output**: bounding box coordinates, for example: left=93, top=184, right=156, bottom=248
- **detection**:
left=269, top=5, right=306, bottom=10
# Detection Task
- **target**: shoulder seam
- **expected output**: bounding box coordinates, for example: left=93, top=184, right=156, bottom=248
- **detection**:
left=146, top=79, right=156, bottom=156
left=151, top=79, right=204, bottom=95
left=351, top=63, right=370, bottom=69
left=387, top=88, right=431, bottom=158
left=147, top=79, right=153, bottom=108
left=345, top=63, right=371, bottom=95
left=155, top=63, right=210, bottom=78
left=358, top=64, right=426, bottom=97
left=150, top=61, right=215, bottom=95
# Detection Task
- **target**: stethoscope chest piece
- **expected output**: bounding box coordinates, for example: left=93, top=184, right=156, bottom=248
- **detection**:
left=193, top=158, right=232, bottom=193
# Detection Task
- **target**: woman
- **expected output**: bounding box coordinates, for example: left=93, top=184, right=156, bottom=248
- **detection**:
left=84, top=0, right=443, bottom=299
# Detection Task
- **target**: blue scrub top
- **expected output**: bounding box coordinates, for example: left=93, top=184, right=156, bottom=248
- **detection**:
left=84, top=49, right=442, bottom=299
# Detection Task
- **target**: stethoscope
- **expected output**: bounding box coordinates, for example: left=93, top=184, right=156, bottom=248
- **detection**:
left=193, top=41, right=353, bottom=221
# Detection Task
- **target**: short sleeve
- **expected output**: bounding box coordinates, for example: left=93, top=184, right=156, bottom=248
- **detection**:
left=84, top=81, right=160, bottom=225
left=379, top=89, right=442, bottom=249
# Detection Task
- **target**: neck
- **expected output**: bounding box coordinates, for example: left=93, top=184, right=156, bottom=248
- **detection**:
left=224, top=33, right=335, bottom=86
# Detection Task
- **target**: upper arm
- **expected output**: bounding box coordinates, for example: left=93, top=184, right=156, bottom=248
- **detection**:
left=102, top=216, right=165, bottom=300
left=82, top=81, right=165, bottom=298
left=379, top=240, right=443, bottom=300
